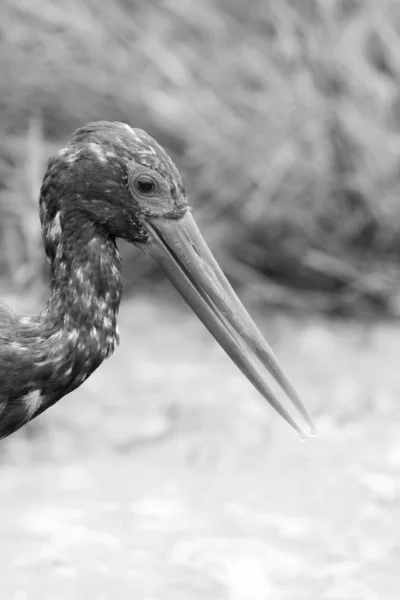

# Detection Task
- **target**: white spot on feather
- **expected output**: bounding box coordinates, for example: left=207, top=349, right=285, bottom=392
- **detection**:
left=49, top=331, right=63, bottom=343
left=65, top=148, right=83, bottom=164
left=68, top=329, right=79, bottom=342
left=103, top=317, right=112, bottom=329
left=105, top=335, right=117, bottom=357
left=24, top=390, right=42, bottom=419
left=123, top=123, right=136, bottom=137
left=98, top=300, right=107, bottom=312
left=48, top=212, right=62, bottom=240
left=89, top=142, right=107, bottom=163
left=144, top=145, right=157, bottom=155
left=75, top=267, right=85, bottom=284
left=110, top=264, right=119, bottom=278
left=58, top=262, right=67, bottom=277
left=90, top=327, right=99, bottom=341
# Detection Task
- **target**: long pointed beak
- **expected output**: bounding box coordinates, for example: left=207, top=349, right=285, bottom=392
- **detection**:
left=138, top=211, right=315, bottom=438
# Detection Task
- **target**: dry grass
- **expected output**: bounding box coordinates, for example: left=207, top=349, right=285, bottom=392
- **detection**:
left=1, top=0, right=400, bottom=314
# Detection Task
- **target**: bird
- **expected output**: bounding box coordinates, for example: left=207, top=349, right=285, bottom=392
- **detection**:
left=0, top=121, right=314, bottom=440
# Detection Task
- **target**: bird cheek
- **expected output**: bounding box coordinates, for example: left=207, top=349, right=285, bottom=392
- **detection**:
left=132, top=190, right=176, bottom=217
left=120, top=216, right=148, bottom=244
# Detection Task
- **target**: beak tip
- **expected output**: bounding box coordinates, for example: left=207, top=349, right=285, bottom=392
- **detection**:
left=145, top=213, right=316, bottom=440
left=307, top=415, right=317, bottom=437
left=301, top=422, right=317, bottom=441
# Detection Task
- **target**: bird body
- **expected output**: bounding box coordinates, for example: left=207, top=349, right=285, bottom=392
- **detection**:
left=0, top=121, right=314, bottom=440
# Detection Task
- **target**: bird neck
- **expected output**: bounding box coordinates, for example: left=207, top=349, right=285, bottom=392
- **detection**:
left=0, top=213, right=123, bottom=439
left=44, top=216, right=122, bottom=349
left=40, top=212, right=123, bottom=376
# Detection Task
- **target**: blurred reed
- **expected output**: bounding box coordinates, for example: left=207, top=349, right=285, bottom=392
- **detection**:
left=1, top=0, right=400, bottom=315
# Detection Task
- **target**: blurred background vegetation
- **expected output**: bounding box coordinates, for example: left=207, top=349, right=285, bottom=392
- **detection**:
left=2, top=0, right=400, bottom=317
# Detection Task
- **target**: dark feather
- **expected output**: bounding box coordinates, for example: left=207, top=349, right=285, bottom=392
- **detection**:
left=0, top=121, right=184, bottom=438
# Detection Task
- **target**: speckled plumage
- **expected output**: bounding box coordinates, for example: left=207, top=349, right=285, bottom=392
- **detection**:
left=0, top=121, right=187, bottom=438
left=0, top=121, right=315, bottom=440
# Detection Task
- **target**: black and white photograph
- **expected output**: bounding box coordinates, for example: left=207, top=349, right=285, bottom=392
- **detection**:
left=0, top=1, right=399, bottom=598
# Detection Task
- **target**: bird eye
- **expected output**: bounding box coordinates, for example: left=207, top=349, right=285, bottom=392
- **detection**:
left=135, top=177, right=156, bottom=195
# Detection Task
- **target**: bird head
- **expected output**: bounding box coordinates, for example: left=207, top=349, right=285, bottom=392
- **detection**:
left=40, top=121, right=314, bottom=437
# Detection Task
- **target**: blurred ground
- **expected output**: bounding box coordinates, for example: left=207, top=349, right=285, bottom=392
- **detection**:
left=1, top=295, right=400, bottom=599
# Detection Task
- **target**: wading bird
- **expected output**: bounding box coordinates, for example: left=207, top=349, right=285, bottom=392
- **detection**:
left=0, top=121, right=314, bottom=440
